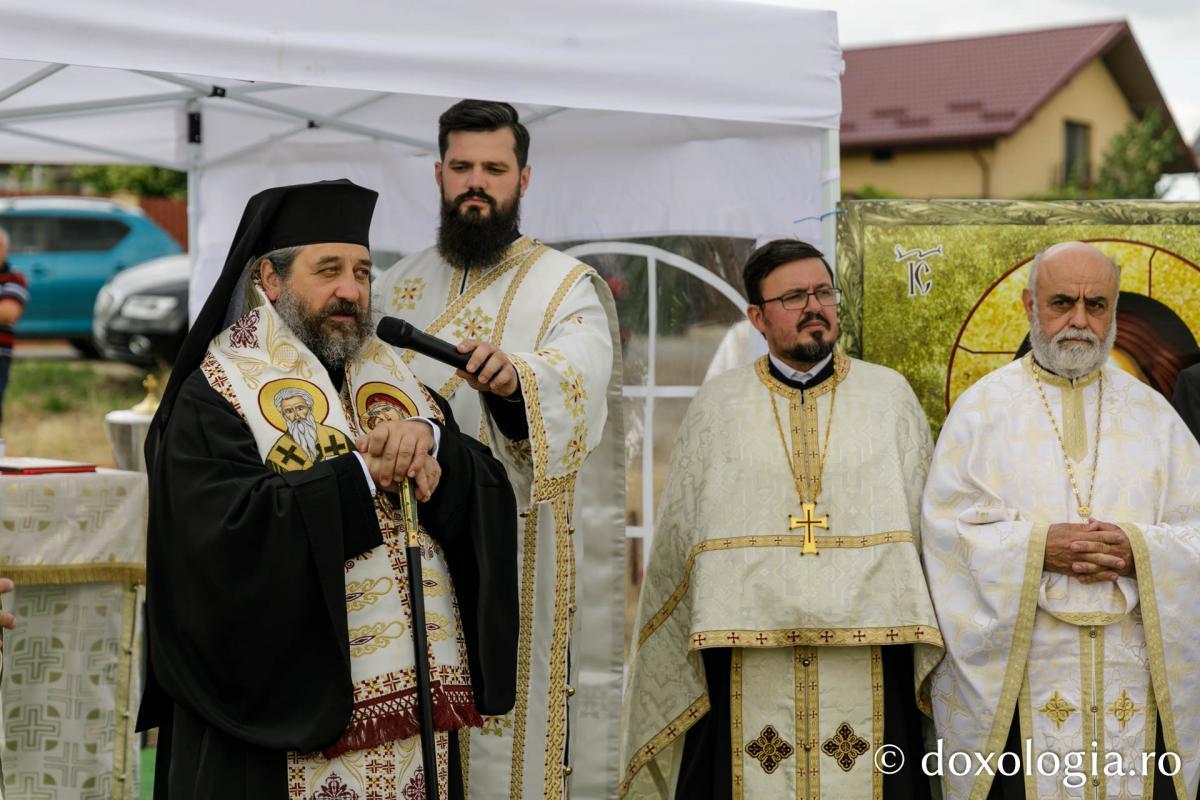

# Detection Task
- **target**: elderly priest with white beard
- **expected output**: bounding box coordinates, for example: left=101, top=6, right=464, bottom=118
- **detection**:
left=922, top=241, right=1200, bottom=800
left=137, top=179, right=518, bottom=800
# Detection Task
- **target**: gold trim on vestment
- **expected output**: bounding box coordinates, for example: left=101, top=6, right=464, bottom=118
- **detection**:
left=112, top=582, right=141, bottom=800
left=535, top=263, right=593, bottom=349
left=543, top=488, right=576, bottom=799
left=437, top=243, right=547, bottom=398
left=1079, top=624, right=1105, bottom=799
left=731, top=649, right=745, bottom=800
left=755, top=351, right=851, bottom=400
left=687, top=625, right=942, bottom=651
left=637, top=532, right=915, bottom=648
left=794, top=648, right=806, bottom=797
left=968, top=523, right=1048, bottom=800
left=0, top=563, right=146, bottom=585
left=509, top=505, right=542, bottom=796
left=459, top=728, right=470, bottom=798
left=1061, top=380, right=1088, bottom=462
left=1018, top=675, right=1038, bottom=799
left=804, top=647, right=821, bottom=800
left=617, top=694, right=710, bottom=798
left=403, top=238, right=542, bottom=366
left=871, top=646, right=884, bottom=800
left=1121, top=523, right=1188, bottom=800
left=1144, top=681, right=1158, bottom=798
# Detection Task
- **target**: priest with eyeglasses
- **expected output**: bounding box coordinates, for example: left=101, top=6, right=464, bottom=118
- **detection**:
left=621, top=239, right=942, bottom=799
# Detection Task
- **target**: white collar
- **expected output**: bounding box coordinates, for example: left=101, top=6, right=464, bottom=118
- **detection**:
left=769, top=352, right=833, bottom=385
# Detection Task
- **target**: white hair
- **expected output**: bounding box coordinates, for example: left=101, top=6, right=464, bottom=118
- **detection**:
left=274, top=386, right=315, bottom=413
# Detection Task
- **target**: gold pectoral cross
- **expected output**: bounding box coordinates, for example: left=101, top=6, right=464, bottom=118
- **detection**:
left=789, top=502, right=827, bottom=556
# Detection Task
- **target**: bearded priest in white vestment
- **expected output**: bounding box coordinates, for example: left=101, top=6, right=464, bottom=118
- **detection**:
left=621, top=239, right=944, bottom=800
left=376, top=100, right=625, bottom=799
left=922, top=242, right=1200, bottom=800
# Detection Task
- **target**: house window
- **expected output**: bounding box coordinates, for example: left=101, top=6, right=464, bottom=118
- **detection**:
left=1063, top=121, right=1091, bottom=186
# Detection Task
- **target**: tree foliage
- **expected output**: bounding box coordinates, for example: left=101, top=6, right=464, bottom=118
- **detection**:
left=70, top=165, right=187, bottom=199
left=1094, top=108, right=1178, bottom=199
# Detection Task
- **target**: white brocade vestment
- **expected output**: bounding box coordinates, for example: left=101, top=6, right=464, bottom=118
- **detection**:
left=922, top=356, right=1200, bottom=800
left=377, top=238, right=625, bottom=800
left=620, top=354, right=944, bottom=799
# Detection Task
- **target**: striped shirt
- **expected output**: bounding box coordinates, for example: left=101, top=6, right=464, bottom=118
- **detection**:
left=0, top=264, right=29, bottom=357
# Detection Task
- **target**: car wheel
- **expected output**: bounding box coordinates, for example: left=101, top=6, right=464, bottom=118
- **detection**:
left=70, top=338, right=102, bottom=359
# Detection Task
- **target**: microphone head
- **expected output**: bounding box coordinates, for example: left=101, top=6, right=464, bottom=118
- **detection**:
left=376, top=316, right=414, bottom=346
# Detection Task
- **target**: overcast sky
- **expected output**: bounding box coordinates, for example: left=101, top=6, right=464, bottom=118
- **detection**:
left=790, top=0, right=1200, bottom=145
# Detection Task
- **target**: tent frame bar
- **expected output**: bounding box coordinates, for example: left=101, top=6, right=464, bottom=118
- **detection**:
left=199, top=91, right=394, bottom=169
left=0, top=123, right=185, bottom=170
left=137, top=70, right=436, bottom=149
left=0, top=63, right=66, bottom=104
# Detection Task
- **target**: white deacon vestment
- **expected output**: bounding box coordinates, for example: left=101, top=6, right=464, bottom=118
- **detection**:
left=923, top=356, right=1200, bottom=800
left=377, top=237, right=625, bottom=800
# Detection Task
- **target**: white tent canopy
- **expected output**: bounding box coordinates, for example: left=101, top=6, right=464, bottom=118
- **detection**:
left=0, top=0, right=842, bottom=317
left=0, top=5, right=841, bottom=796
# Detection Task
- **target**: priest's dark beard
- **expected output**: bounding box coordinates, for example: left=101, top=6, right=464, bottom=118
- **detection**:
left=437, top=189, right=521, bottom=270
left=782, top=314, right=836, bottom=364
left=273, top=288, right=372, bottom=373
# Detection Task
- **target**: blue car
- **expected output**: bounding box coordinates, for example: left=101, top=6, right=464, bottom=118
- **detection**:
left=0, top=197, right=181, bottom=353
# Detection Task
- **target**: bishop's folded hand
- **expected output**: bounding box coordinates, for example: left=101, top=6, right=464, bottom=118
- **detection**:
left=355, top=419, right=440, bottom=501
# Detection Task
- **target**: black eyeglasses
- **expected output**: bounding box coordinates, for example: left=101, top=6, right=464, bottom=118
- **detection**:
left=760, top=287, right=840, bottom=309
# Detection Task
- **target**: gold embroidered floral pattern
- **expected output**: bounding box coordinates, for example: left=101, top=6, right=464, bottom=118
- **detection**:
left=452, top=307, right=494, bottom=341
left=745, top=725, right=794, bottom=774
left=560, top=366, right=588, bottom=419
left=423, top=611, right=454, bottom=643
left=536, top=348, right=565, bottom=366
left=1039, top=691, right=1077, bottom=730
left=562, top=421, right=588, bottom=469
left=392, top=278, right=426, bottom=311
left=821, top=722, right=871, bottom=772
left=1108, top=689, right=1139, bottom=730
left=348, top=620, right=406, bottom=657
left=481, top=715, right=513, bottom=736
left=345, top=577, right=394, bottom=613
left=505, top=438, right=533, bottom=465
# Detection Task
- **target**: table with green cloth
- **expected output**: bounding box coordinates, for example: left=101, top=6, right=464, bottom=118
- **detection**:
left=0, top=468, right=147, bottom=800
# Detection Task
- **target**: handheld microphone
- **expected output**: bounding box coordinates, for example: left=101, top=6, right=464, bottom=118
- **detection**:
left=377, top=316, right=471, bottom=370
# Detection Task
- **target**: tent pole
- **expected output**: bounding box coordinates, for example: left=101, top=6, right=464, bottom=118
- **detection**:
left=186, top=99, right=202, bottom=325
left=821, top=126, right=840, bottom=273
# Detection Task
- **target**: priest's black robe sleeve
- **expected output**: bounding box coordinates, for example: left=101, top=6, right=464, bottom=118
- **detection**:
left=482, top=379, right=530, bottom=441
left=138, top=369, right=518, bottom=798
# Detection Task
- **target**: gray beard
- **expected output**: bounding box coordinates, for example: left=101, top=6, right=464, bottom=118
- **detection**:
left=273, top=287, right=371, bottom=372
left=1029, top=307, right=1115, bottom=379
left=287, top=415, right=320, bottom=461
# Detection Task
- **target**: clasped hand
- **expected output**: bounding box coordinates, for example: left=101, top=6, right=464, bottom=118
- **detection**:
left=1044, top=520, right=1134, bottom=583
left=354, top=419, right=440, bottom=501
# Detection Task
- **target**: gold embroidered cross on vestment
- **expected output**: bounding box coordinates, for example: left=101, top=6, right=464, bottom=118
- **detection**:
left=764, top=354, right=842, bottom=556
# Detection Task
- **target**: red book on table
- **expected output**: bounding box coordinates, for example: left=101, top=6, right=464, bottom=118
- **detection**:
left=0, top=458, right=98, bottom=475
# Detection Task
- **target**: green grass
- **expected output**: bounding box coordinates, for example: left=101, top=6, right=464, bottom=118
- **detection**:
left=141, top=748, right=156, bottom=799
left=7, top=359, right=148, bottom=416
left=2, top=358, right=161, bottom=464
